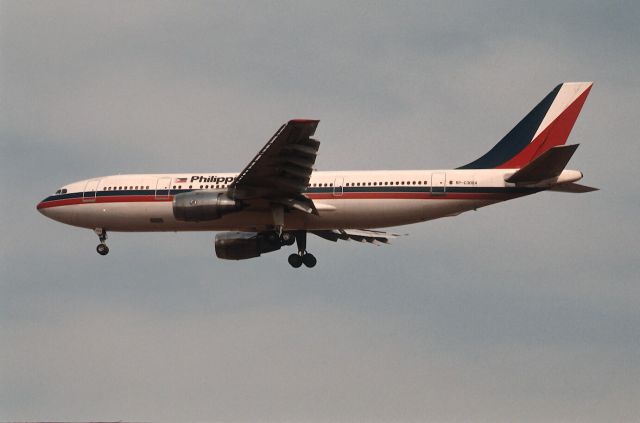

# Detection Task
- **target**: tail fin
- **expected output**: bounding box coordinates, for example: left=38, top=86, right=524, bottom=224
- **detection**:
left=458, top=82, right=593, bottom=169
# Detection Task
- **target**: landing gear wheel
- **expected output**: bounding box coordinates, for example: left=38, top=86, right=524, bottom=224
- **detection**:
left=302, top=253, right=317, bottom=268
left=94, top=228, right=109, bottom=255
left=288, top=253, right=303, bottom=268
left=96, top=244, right=109, bottom=256
left=281, top=232, right=295, bottom=246
left=288, top=231, right=318, bottom=268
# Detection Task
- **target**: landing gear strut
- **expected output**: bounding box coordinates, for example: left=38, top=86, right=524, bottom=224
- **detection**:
left=94, top=228, right=109, bottom=256
left=287, top=230, right=316, bottom=268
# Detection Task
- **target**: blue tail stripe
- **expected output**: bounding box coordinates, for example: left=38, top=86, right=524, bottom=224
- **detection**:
left=458, top=83, right=562, bottom=169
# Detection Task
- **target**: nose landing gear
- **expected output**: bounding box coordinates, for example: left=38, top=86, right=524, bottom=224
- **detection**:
left=94, top=228, right=109, bottom=256
left=287, top=230, right=316, bottom=268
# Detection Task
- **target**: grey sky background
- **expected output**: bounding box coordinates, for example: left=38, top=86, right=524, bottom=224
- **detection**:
left=1, top=1, right=639, bottom=421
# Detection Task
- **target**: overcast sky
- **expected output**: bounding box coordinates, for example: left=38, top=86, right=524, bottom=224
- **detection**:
left=1, top=1, right=639, bottom=422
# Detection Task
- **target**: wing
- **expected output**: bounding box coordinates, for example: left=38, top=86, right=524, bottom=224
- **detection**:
left=311, top=229, right=404, bottom=245
left=229, top=119, right=320, bottom=214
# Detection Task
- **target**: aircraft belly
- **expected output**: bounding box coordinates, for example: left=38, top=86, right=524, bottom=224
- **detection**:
left=302, top=198, right=493, bottom=229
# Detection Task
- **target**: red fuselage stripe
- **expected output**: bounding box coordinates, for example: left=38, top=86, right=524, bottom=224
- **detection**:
left=36, top=192, right=521, bottom=209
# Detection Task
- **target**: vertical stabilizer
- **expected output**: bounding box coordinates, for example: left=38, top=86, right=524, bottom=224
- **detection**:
left=459, top=82, right=593, bottom=169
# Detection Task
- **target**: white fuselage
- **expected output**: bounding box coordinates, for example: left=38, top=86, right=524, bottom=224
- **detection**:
left=37, top=169, right=581, bottom=232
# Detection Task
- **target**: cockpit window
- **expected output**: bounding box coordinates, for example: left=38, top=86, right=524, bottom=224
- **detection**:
left=55, top=189, right=61, bottom=194
left=61, top=189, right=67, bottom=194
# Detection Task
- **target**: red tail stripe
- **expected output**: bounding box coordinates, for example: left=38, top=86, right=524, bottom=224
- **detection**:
left=498, top=85, right=592, bottom=169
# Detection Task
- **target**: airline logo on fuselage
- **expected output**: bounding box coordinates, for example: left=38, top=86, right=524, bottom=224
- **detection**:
left=189, top=175, right=235, bottom=184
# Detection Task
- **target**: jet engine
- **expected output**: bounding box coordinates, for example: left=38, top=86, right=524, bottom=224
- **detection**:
left=215, top=231, right=282, bottom=260
left=173, top=190, right=242, bottom=221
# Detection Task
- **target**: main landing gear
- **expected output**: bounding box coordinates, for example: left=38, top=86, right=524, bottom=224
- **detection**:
left=287, top=230, right=316, bottom=268
left=94, top=228, right=109, bottom=256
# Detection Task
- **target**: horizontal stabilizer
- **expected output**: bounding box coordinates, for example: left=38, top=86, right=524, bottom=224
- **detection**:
left=548, top=182, right=599, bottom=193
left=506, top=144, right=579, bottom=183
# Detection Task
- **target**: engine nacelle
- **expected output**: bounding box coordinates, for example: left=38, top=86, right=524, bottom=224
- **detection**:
left=173, top=190, right=242, bottom=222
left=215, top=231, right=282, bottom=260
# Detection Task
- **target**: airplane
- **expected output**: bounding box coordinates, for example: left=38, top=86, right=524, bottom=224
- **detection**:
left=37, top=82, right=596, bottom=268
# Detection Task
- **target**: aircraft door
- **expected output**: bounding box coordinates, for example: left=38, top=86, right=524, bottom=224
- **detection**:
left=333, top=176, right=344, bottom=197
left=83, top=179, right=100, bottom=202
left=155, top=177, right=172, bottom=200
left=431, top=173, right=446, bottom=195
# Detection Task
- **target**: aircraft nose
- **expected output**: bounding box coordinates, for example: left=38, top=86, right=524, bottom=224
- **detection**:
left=37, top=198, right=53, bottom=217
left=36, top=195, right=77, bottom=225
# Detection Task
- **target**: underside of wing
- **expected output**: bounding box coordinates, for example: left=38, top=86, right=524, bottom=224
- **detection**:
left=229, top=119, right=320, bottom=214
left=311, top=229, right=404, bottom=245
